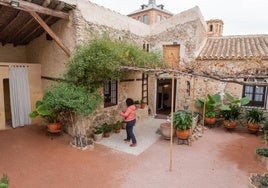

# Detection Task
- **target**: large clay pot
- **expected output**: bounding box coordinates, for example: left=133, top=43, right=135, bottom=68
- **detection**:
left=247, top=122, right=260, bottom=133
left=205, top=117, right=216, bottom=125
left=176, top=129, right=190, bottom=140
left=223, top=120, right=236, bottom=130
left=160, top=122, right=175, bottom=140
left=47, top=122, right=61, bottom=133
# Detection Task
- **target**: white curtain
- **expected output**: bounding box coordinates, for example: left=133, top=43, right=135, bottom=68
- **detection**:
left=9, top=65, right=31, bottom=128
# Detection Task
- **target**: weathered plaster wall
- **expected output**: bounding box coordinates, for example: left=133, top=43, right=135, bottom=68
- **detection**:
left=26, top=18, right=76, bottom=91
left=0, top=45, right=27, bottom=63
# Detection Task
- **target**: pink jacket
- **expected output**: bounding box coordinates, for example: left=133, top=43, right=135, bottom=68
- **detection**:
left=120, top=105, right=136, bottom=122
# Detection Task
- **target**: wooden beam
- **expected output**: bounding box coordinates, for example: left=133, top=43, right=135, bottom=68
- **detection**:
left=29, top=11, right=71, bottom=57
left=0, top=0, right=69, bottom=20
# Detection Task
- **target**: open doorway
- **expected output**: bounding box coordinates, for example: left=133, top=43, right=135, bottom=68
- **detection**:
left=3, top=78, right=12, bottom=128
left=156, top=79, right=176, bottom=116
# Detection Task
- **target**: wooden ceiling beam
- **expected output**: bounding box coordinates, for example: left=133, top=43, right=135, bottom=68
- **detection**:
left=0, top=0, right=69, bottom=20
left=29, top=11, right=71, bottom=57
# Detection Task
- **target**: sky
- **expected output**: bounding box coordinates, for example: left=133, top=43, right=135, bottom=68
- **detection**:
left=88, top=0, right=268, bottom=36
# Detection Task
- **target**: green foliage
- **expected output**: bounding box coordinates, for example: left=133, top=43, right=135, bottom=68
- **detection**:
left=102, top=123, right=113, bottom=133
left=219, top=93, right=249, bottom=121
left=0, top=174, right=8, bottom=188
left=196, top=94, right=221, bottom=118
left=93, top=126, right=103, bottom=134
left=113, top=121, right=122, bottom=130
left=173, top=111, right=193, bottom=130
left=256, top=148, right=268, bottom=157
left=65, top=37, right=166, bottom=91
left=45, top=83, right=102, bottom=116
left=29, top=99, right=59, bottom=123
left=244, top=108, right=266, bottom=124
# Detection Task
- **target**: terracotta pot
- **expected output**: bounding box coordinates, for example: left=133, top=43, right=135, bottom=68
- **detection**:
left=114, top=129, right=120, bottom=133
left=160, top=122, right=175, bottom=140
left=176, top=129, right=190, bottom=140
left=140, top=103, right=146, bottom=109
left=247, top=122, right=260, bottom=132
left=47, top=122, right=61, bottom=133
left=205, top=117, right=216, bottom=125
left=103, top=132, right=110, bottom=137
left=223, top=120, right=236, bottom=129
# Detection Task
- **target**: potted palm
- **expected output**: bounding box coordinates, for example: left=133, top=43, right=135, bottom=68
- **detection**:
left=173, top=110, right=193, bottom=139
left=102, top=123, right=113, bottom=137
left=113, top=121, right=122, bottom=133
left=196, top=94, right=221, bottom=126
left=244, top=108, right=266, bottom=133
left=220, top=93, right=249, bottom=130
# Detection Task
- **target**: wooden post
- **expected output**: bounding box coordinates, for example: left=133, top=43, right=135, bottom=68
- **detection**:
left=169, top=72, right=175, bottom=172
left=190, top=77, right=196, bottom=146
left=202, top=80, right=208, bottom=133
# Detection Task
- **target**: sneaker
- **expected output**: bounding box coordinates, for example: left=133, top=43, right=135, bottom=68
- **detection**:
left=124, top=139, right=130, bottom=142
left=130, top=143, right=137, bottom=147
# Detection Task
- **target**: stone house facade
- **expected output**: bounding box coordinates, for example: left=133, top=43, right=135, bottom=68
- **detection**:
left=0, top=0, right=267, bottom=132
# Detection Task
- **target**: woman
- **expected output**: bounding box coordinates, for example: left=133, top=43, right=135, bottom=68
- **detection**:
left=120, top=98, right=137, bottom=147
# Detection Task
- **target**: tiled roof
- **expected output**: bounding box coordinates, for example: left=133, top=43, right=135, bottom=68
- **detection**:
left=197, top=35, right=268, bottom=60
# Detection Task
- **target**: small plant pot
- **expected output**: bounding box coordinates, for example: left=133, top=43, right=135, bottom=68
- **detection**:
left=114, top=129, right=120, bottom=133
left=47, top=122, right=61, bottom=133
left=205, top=117, right=216, bottom=125
left=248, top=122, right=260, bottom=133
left=103, top=132, right=110, bottom=138
left=176, top=129, right=190, bottom=140
left=93, top=133, right=103, bottom=142
left=223, top=120, right=236, bottom=130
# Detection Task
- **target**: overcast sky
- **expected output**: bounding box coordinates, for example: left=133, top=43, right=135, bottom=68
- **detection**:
left=89, top=0, right=268, bottom=36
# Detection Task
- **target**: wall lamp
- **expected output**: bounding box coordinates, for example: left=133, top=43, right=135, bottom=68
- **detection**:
left=10, top=0, right=20, bottom=7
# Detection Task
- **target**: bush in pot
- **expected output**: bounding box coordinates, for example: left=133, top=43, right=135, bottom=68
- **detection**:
left=244, top=108, right=266, bottom=133
left=93, top=126, right=103, bottom=141
left=220, top=93, right=249, bottom=129
left=173, top=110, right=193, bottom=139
left=196, top=94, right=221, bottom=126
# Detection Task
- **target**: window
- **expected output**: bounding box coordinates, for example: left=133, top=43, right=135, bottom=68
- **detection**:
left=243, top=78, right=266, bottom=108
left=157, top=15, right=162, bottom=22
left=209, top=24, right=213, bottom=32
left=104, top=80, right=117, bottom=107
left=143, top=15, right=148, bottom=24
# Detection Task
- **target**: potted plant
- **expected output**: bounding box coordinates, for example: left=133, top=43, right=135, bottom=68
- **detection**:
left=102, top=123, right=113, bottom=137
left=244, top=108, right=266, bottom=133
left=196, top=94, right=221, bottom=126
left=0, top=173, right=9, bottom=188
left=220, top=93, right=249, bottom=130
left=113, top=121, right=122, bottom=133
left=93, top=126, right=103, bottom=141
left=173, top=110, right=193, bottom=139
left=140, top=99, right=146, bottom=109
left=29, top=99, right=61, bottom=133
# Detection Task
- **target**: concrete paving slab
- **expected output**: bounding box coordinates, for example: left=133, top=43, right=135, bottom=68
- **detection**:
left=97, top=117, right=166, bottom=155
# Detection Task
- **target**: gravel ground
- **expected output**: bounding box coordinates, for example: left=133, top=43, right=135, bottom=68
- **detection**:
left=0, top=122, right=266, bottom=188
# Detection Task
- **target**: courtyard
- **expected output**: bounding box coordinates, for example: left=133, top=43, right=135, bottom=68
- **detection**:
left=0, top=118, right=266, bottom=188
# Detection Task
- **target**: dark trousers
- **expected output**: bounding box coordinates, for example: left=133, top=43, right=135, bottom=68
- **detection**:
left=126, top=119, right=136, bottom=144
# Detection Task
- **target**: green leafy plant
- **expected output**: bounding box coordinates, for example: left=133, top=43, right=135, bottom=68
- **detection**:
left=113, top=121, right=122, bottom=130
left=244, top=108, right=266, bottom=124
left=29, top=100, right=59, bottom=123
left=220, top=93, right=249, bottom=121
left=173, top=110, right=193, bottom=130
left=196, top=94, right=221, bottom=118
left=93, top=126, right=103, bottom=134
left=256, top=148, right=268, bottom=157
left=102, top=123, right=113, bottom=133
left=0, top=173, right=9, bottom=188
